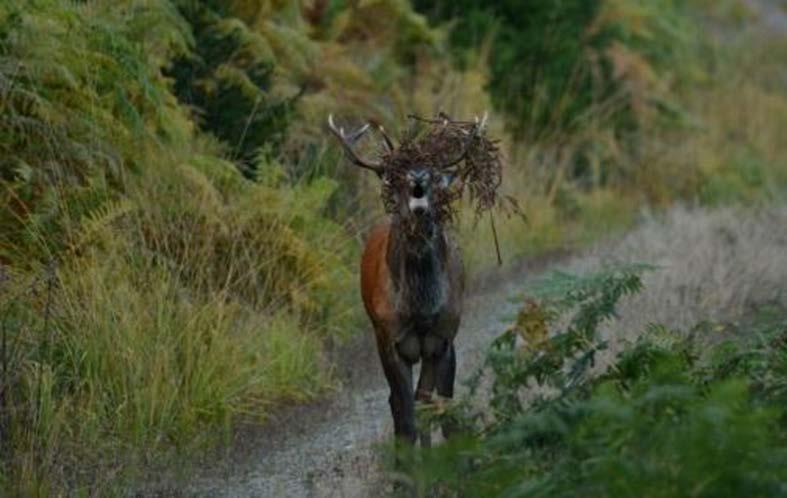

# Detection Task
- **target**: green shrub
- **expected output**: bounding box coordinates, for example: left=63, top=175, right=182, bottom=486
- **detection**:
left=167, top=2, right=298, bottom=175
left=412, top=0, right=696, bottom=141
left=699, top=148, right=769, bottom=206
left=0, top=0, right=192, bottom=264
left=399, top=266, right=787, bottom=497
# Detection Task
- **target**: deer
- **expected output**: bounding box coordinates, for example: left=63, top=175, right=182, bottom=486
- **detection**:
left=328, top=113, right=487, bottom=449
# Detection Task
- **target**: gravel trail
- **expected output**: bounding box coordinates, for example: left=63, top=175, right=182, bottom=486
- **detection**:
left=173, top=254, right=564, bottom=498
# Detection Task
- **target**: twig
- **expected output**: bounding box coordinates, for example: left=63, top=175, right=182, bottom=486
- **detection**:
left=0, top=313, right=7, bottom=457
left=0, top=267, right=7, bottom=419
left=233, top=94, right=262, bottom=161
left=407, top=114, right=475, bottom=125
left=490, top=212, right=502, bottom=266
left=35, top=261, right=56, bottom=432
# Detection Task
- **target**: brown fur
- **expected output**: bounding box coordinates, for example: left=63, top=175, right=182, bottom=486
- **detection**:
left=359, top=218, right=464, bottom=448
left=360, top=222, right=396, bottom=346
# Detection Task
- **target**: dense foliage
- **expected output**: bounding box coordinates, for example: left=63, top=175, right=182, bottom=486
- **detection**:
left=413, top=0, right=694, bottom=141
left=399, top=266, right=787, bottom=497
left=167, top=1, right=299, bottom=173
left=0, top=1, right=359, bottom=493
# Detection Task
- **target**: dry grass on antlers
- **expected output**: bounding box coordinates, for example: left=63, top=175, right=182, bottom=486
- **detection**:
left=380, top=113, right=518, bottom=224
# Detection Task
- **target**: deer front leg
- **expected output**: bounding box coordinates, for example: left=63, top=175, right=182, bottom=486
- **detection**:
left=435, top=343, right=458, bottom=439
left=416, top=335, right=454, bottom=447
left=416, top=359, right=436, bottom=448
left=378, top=344, right=416, bottom=445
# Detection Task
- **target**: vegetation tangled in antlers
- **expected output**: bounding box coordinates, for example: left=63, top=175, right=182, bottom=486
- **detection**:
left=329, top=112, right=515, bottom=224
left=381, top=113, right=507, bottom=224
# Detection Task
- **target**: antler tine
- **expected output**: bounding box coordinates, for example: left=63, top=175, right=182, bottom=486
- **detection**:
left=365, top=118, right=395, bottom=153
left=328, top=114, right=384, bottom=176
left=376, top=124, right=395, bottom=153
left=347, top=122, right=371, bottom=143
left=441, top=111, right=488, bottom=170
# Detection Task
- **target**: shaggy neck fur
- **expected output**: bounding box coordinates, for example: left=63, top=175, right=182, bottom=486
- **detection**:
left=388, top=215, right=446, bottom=321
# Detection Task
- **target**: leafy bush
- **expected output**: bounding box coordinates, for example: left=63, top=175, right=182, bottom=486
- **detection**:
left=0, top=0, right=191, bottom=264
left=167, top=1, right=299, bottom=175
left=412, top=0, right=695, bottom=141
left=398, top=265, right=787, bottom=497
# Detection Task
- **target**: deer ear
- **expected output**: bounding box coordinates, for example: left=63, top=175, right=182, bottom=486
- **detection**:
left=441, top=172, right=456, bottom=188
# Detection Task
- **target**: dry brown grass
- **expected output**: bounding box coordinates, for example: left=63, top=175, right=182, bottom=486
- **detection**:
left=566, top=204, right=787, bottom=352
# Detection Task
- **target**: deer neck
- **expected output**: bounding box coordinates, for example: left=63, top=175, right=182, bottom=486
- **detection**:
left=387, top=218, right=447, bottom=319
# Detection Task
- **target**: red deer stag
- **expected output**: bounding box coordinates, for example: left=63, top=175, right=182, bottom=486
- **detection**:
left=328, top=113, right=491, bottom=447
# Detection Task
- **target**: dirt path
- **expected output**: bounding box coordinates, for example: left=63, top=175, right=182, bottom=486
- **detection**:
left=149, top=254, right=566, bottom=498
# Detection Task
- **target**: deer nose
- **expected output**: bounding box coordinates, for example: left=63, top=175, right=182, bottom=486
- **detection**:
left=409, top=194, right=429, bottom=214
left=412, top=183, right=426, bottom=199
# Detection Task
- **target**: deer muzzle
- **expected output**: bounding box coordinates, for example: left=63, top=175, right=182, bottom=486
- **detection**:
left=409, top=195, right=429, bottom=215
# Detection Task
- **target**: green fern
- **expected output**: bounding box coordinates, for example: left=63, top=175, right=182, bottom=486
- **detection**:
left=71, top=198, right=134, bottom=252
left=481, top=263, right=655, bottom=423
left=401, top=267, right=787, bottom=498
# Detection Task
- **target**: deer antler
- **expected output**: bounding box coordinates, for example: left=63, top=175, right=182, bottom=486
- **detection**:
left=440, top=111, right=488, bottom=170
left=328, top=114, right=384, bottom=176
left=366, top=118, right=396, bottom=153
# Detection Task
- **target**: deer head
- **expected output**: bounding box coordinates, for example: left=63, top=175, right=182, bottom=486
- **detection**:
left=328, top=113, right=487, bottom=238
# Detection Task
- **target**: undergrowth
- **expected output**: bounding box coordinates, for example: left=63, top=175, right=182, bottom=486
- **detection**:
left=0, top=1, right=358, bottom=493
left=396, top=265, right=787, bottom=497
